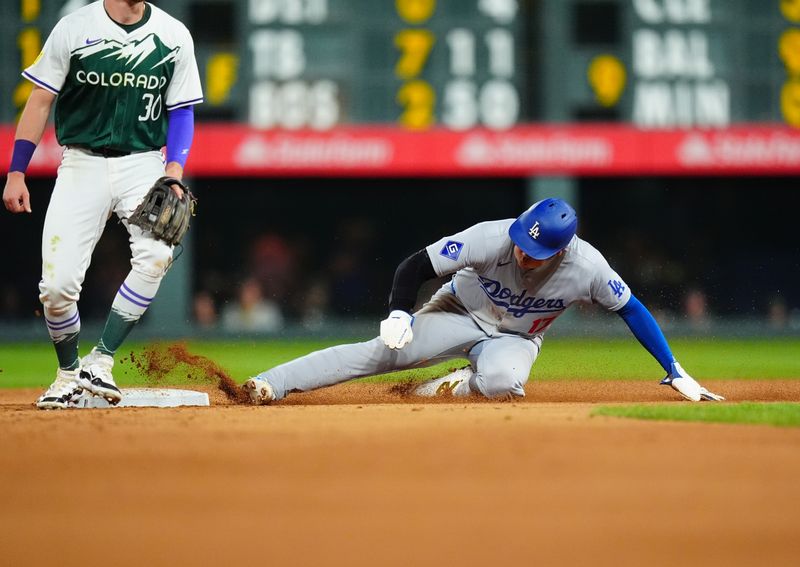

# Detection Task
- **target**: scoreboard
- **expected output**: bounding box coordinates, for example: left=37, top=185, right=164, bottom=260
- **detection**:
left=191, top=0, right=800, bottom=130
left=0, top=0, right=526, bottom=128
left=2, top=0, right=800, bottom=176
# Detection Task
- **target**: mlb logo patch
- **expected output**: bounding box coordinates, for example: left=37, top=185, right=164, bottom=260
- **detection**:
left=440, top=240, right=464, bottom=261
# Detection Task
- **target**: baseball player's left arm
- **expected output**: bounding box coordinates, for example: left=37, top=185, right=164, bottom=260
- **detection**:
left=616, top=295, right=724, bottom=402
left=588, top=254, right=723, bottom=402
left=163, top=106, right=195, bottom=199
left=163, top=25, right=203, bottom=199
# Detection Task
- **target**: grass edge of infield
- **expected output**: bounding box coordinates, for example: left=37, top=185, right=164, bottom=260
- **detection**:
left=592, top=402, right=800, bottom=427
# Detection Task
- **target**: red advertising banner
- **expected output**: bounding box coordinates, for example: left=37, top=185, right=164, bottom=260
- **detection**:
left=3, top=124, right=800, bottom=177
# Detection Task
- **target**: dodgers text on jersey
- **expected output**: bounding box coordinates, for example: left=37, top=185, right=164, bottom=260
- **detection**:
left=478, top=276, right=566, bottom=318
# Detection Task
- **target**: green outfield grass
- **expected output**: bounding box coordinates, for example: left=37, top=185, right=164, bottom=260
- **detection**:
left=0, top=337, right=798, bottom=390
left=593, top=402, right=800, bottom=427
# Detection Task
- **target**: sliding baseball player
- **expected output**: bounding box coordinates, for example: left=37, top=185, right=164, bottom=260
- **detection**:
left=244, top=198, right=724, bottom=403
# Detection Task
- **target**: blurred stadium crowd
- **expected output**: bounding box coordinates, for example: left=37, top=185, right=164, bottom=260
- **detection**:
left=2, top=175, right=797, bottom=335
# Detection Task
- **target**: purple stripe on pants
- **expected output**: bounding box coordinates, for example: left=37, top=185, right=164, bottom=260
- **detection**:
left=122, top=282, right=154, bottom=302
left=46, top=311, right=80, bottom=330
left=118, top=289, right=149, bottom=308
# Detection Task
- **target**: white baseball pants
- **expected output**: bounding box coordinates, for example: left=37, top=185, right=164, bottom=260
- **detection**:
left=38, top=148, right=172, bottom=317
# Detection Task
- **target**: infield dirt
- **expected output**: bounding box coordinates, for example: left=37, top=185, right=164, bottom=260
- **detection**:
left=1, top=380, right=799, bottom=567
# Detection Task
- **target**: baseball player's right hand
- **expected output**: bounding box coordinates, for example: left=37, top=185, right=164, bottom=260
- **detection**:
left=380, top=310, right=414, bottom=349
left=660, top=362, right=725, bottom=402
left=2, top=172, right=32, bottom=213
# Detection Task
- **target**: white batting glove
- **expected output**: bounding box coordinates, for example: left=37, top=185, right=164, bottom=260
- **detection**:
left=660, top=362, right=725, bottom=402
left=380, top=310, right=414, bottom=350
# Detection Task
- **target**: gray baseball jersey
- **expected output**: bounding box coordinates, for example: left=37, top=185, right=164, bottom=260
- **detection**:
left=425, top=219, right=632, bottom=338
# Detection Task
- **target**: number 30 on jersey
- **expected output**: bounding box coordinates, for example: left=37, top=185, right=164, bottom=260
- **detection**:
left=138, top=93, right=163, bottom=121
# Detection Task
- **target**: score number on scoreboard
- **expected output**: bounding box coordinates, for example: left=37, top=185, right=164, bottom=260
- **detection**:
left=245, top=0, right=522, bottom=131
left=395, top=0, right=520, bottom=130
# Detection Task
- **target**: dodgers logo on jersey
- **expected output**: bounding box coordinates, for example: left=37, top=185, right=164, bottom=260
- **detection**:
left=607, top=279, right=626, bottom=298
left=528, top=221, right=540, bottom=239
left=478, top=276, right=565, bottom=318
left=440, top=240, right=464, bottom=261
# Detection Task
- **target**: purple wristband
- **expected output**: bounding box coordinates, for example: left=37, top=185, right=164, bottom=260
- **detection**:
left=9, top=139, right=37, bottom=173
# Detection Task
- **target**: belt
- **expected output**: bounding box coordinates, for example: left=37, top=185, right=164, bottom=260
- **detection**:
left=70, top=144, right=134, bottom=158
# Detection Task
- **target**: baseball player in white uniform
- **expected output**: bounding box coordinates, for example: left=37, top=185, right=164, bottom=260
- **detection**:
left=244, top=198, right=724, bottom=403
left=2, top=0, right=203, bottom=409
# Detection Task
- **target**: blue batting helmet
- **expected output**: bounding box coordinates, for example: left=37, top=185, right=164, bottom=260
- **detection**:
left=508, top=198, right=578, bottom=260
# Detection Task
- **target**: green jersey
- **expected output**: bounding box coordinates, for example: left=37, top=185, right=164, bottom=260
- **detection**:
left=24, top=1, right=203, bottom=153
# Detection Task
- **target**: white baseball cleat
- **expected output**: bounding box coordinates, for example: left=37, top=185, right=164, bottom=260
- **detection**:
left=78, top=348, right=122, bottom=406
left=243, top=377, right=276, bottom=405
left=36, top=368, right=83, bottom=410
left=415, top=367, right=474, bottom=397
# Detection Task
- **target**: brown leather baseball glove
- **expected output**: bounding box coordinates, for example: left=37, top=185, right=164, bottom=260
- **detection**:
left=128, top=176, right=196, bottom=246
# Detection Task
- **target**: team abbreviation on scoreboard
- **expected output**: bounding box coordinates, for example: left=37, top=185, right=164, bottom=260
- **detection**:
left=631, top=0, right=729, bottom=127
